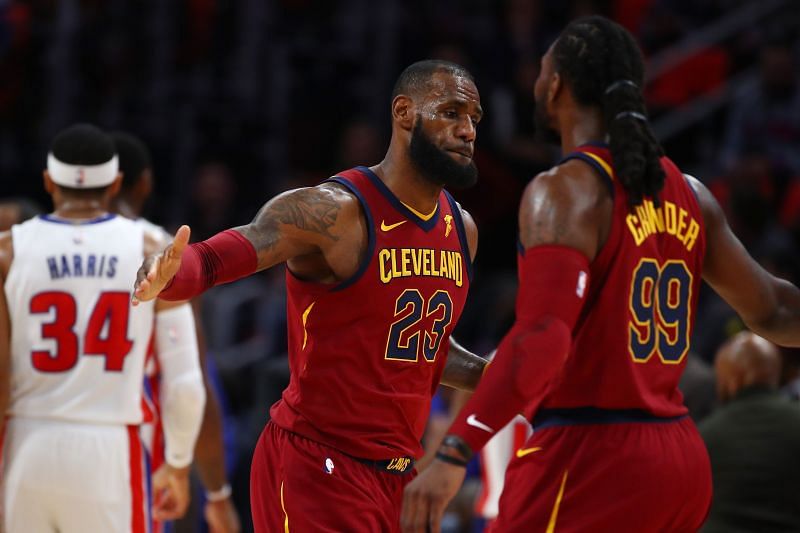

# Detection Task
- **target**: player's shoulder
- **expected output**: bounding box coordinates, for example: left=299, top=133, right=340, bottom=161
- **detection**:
left=134, top=217, right=172, bottom=254
left=524, top=159, right=609, bottom=208
left=306, top=179, right=365, bottom=220
left=681, top=173, right=720, bottom=227
left=135, top=217, right=171, bottom=241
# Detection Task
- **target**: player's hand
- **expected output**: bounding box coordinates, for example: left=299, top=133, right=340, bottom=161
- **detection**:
left=152, top=463, right=191, bottom=521
left=133, top=225, right=191, bottom=305
left=400, top=458, right=466, bottom=533
left=205, top=497, right=241, bottom=533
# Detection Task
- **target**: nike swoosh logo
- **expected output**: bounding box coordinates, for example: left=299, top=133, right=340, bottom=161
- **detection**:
left=381, top=220, right=407, bottom=232
left=515, top=446, right=542, bottom=458
left=466, top=414, right=494, bottom=434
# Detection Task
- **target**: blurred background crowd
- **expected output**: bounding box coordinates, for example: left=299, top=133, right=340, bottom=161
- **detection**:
left=2, top=0, right=800, bottom=531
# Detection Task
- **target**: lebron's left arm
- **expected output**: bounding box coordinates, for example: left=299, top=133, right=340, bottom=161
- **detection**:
left=440, top=207, right=489, bottom=392
left=441, top=337, right=488, bottom=391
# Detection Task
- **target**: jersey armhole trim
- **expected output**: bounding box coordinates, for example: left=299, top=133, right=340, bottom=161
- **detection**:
left=326, top=177, right=376, bottom=292
left=443, top=190, right=474, bottom=283
left=559, top=153, right=615, bottom=198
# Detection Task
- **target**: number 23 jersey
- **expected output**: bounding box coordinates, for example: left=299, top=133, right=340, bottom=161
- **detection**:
left=535, top=144, right=706, bottom=418
left=270, top=166, right=472, bottom=460
left=5, top=214, right=155, bottom=425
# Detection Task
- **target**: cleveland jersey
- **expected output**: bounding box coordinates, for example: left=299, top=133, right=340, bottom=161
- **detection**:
left=270, top=166, right=472, bottom=460
left=534, top=144, right=705, bottom=418
left=6, top=214, right=156, bottom=424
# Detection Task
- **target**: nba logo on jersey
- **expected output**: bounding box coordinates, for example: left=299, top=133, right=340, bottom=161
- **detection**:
left=324, top=458, right=335, bottom=474
left=576, top=271, right=587, bottom=298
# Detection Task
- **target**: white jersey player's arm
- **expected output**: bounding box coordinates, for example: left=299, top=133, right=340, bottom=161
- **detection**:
left=154, top=300, right=206, bottom=467
left=145, top=230, right=206, bottom=467
left=0, top=231, right=12, bottom=427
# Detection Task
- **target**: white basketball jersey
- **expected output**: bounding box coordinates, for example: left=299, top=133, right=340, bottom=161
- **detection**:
left=135, top=217, right=172, bottom=248
left=5, top=214, right=156, bottom=425
left=134, top=217, right=171, bottom=382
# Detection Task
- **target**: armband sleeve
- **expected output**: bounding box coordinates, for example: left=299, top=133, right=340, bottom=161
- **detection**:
left=155, top=303, right=206, bottom=468
left=448, top=245, right=590, bottom=453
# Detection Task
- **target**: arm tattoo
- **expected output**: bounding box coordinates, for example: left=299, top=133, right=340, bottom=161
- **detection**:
left=244, top=186, right=342, bottom=252
left=272, top=189, right=341, bottom=240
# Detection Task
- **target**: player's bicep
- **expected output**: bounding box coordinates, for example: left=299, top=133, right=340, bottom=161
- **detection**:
left=236, top=184, right=353, bottom=271
left=693, top=176, right=780, bottom=325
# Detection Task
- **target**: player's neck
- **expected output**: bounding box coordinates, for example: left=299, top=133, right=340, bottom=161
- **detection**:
left=559, top=108, right=606, bottom=154
left=53, top=199, right=108, bottom=220
left=372, top=155, right=440, bottom=216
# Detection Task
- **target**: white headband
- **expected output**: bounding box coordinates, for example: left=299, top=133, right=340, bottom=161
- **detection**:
left=47, top=153, right=119, bottom=188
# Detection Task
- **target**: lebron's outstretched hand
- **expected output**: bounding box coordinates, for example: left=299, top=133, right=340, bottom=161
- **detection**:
left=133, top=224, right=191, bottom=305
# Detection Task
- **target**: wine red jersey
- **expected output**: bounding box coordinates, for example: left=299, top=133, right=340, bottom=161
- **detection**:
left=534, top=144, right=706, bottom=418
left=270, top=166, right=472, bottom=460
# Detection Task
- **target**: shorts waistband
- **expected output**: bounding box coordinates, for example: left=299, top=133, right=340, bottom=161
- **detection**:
left=532, top=407, right=687, bottom=429
left=350, top=455, right=415, bottom=475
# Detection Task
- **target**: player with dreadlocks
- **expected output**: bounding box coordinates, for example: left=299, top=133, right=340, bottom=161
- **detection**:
left=402, top=16, right=800, bottom=532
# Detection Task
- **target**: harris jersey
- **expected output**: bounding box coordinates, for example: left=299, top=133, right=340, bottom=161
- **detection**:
left=5, top=214, right=156, bottom=425
left=534, top=144, right=706, bottom=418
left=270, top=166, right=472, bottom=460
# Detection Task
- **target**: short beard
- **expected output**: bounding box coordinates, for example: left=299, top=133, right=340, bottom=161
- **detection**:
left=408, top=120, right=478, bottom=190
left=533, top=99, right=561, bottom=145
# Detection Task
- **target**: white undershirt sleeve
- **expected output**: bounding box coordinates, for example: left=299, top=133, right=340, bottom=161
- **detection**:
left=155, top=303, right=206, bottom=468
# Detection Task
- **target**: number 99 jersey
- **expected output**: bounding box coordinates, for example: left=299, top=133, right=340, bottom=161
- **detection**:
left=5, top=214, right=156, bottom=425
left=270, top=166, right=472, bottom=460
left=534, top=144, right=706, bottom=419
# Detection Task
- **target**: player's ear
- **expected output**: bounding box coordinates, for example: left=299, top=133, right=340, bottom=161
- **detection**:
left=107, top=173, right=123, bottom=199
left=548, top=72, right=562, bottom=107
left=392, top=94, right=415, bottom=131
left=42, top=170, right=55, bottom=194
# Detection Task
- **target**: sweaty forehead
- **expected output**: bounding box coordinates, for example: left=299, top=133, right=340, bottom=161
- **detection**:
left=423, top=71, right=480, bottom=105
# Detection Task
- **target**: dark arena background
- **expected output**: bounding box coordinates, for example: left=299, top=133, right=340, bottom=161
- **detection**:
left=1, top=1, right=799, bottom=532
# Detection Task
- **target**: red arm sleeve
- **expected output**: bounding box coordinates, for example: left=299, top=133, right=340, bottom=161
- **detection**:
left=159, top=229, right=258, bottom=301
left=447, top=245, right=590, bottom=453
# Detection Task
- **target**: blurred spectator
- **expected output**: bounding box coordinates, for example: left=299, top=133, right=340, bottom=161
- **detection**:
left=337, top=118, right=384, bottom=170
left=721, top=38, right=800, bottom=176
left=699, top=331, right=800, bottom=532
left=678, top=353, right=716, bottom=422
left=185, top=160, right=239, bottom=241
left=709, top=149, right=780, bottom=250
left=0, top=197, right=43, bottom=231
left=641, top=0, right=730, bottom=112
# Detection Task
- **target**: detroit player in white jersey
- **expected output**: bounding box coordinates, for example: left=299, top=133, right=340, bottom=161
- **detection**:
left=111, top=131, right=240, bottom=533
left=0, top=124, right=206, bottom=533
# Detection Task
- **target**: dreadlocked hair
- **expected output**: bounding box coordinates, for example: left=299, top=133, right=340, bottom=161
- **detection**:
left=552, top=16, right=664, bottom=207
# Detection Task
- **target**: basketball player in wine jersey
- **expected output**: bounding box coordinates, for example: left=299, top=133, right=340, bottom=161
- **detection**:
left=403, top=17, right=800, bottom=533
left=132, top=60, right=490, bottom=532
